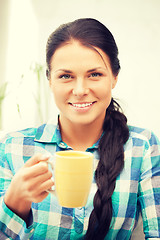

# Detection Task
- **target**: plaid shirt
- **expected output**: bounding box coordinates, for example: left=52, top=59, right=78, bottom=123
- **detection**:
left=0, top=122, right=160, bottom=240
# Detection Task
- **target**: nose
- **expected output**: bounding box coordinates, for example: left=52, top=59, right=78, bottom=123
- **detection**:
left=72, top=78, right=89, bottom=97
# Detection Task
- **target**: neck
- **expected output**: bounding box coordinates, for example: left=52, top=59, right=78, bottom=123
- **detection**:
left=59, top=117, right=103, bottom=151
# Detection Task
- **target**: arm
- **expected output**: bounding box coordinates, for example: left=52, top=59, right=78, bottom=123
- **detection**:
left=0, top=136, right=54, bottom=239
left=138, top=132, right=160, bottom=239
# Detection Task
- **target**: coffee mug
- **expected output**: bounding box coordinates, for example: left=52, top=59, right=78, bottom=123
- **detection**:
left=48, top=150, right=94, bottom=208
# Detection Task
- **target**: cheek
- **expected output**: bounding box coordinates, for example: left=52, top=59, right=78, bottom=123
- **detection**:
left=50, top=84, right=60, bottom=99
left=51, top=85, right=67, bottom=105
left=95, top=85, right=112, bottom=100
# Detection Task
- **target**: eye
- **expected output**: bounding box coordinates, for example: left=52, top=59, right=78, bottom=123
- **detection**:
left=89, top=72, right=102, bottom=78
left=59, top=74, right=72, bottom=79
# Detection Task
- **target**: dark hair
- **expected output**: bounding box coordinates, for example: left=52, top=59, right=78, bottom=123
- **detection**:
left=46, top=18, right=129, bottom=239
left=46, top=18, right=120, bottom=78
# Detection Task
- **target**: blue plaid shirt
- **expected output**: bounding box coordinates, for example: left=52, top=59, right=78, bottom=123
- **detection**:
left=0, top=121, right=160, bottom=239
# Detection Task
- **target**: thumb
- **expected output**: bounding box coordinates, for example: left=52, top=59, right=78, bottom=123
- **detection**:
left=24, top=153, right=51, bottom=168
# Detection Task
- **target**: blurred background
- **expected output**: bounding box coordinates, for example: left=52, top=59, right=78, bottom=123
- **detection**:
left=0, top=0, right=160, bottom=137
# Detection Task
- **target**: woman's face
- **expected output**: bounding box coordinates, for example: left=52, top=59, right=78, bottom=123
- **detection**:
left=49, top=41, right=117, bottom=127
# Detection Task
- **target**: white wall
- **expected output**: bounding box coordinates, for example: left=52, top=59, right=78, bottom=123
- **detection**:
left=0, top=0, right=10, bottom=85
left=2, top=0, right=40, bottom=131
left=2, top=0, right=160, bottom=138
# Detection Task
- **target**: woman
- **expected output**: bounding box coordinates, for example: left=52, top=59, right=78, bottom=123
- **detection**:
left=0, top=18, right=160, bottom=240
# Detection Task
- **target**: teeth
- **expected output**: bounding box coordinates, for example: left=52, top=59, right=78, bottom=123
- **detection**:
left=72, top=103, right=93, bottom=108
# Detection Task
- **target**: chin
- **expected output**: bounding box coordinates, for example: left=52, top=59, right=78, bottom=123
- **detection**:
left=70, top=116, right=99, bottom=126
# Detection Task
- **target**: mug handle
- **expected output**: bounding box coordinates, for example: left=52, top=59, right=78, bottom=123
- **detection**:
left=46, top=158, right=56, bottom=195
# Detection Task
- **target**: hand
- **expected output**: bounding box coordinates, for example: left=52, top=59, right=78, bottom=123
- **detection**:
left=4, top=153, right=54, bottom=222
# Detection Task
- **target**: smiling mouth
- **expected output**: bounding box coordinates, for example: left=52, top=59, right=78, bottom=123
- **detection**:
left=69, top=102, right=95, bottom=108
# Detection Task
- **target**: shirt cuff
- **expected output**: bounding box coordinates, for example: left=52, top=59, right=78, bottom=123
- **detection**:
left=1, top=198, right=36, bottom=239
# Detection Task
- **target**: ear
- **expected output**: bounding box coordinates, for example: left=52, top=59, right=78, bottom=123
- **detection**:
left=46, top=69, right=52, bottom=87
left=112, top=75, right=118, bottom=89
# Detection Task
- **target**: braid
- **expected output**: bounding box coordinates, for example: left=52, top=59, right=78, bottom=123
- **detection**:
left=85, top=98, right=129, bottom=240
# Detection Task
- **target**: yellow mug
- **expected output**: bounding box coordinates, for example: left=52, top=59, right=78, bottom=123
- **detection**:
left=48, top=150, right=94, bottom=208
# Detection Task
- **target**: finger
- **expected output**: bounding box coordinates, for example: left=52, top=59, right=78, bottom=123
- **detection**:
left=32, top=191, right=49, bottom=203
left=25, top=169, right=54, bottom=189
left=23, top=161, right=51, bottom=179
left=24, top=153, right=51, bottom=168
left=37, top=178, right=54, bottom=194
left=28, top=177, right=54, bottom=200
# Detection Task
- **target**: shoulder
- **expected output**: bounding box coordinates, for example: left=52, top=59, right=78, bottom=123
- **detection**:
left=125, top=126, right=160, bottom=172
left=129, top=125, right=151, bottom=139
left=0, top=121, right=58, bottom=146
left=8, top=127, right=37, bottom=139
left=128, top=125, right=160, bottom=148
left=0, top=127, right=38, bottom=145
left=0, top=127, right=39, bottom=161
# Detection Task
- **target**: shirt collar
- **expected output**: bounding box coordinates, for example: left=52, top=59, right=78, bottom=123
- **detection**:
left=34, top=119, right=59, bottom=143
left=34, top=118, right=100, bottom=149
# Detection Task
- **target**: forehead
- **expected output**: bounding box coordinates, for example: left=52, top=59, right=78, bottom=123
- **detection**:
left=50, top=40, right=111, bottom=69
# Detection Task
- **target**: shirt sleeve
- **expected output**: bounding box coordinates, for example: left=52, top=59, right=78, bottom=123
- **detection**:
left=138, top=131, right=160, bottom=239
left=0, top=136, right=36, bottom=240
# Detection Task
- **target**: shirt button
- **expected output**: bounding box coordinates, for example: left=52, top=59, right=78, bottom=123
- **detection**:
left=59, top=142, right=66, bottom=148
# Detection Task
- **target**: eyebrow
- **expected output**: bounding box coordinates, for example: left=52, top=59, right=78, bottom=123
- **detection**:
left=87, top=67, right=106, bottom=73
left=55, top=67, right=107, bottom=73
left=55, top=69, right=72, bottom=73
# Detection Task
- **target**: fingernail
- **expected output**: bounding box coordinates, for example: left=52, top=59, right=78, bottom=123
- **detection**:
left=51, top=177, right=54, bottom=183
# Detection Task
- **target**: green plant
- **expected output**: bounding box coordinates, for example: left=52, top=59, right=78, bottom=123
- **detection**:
left=30, top=62, right=50, bottom=124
